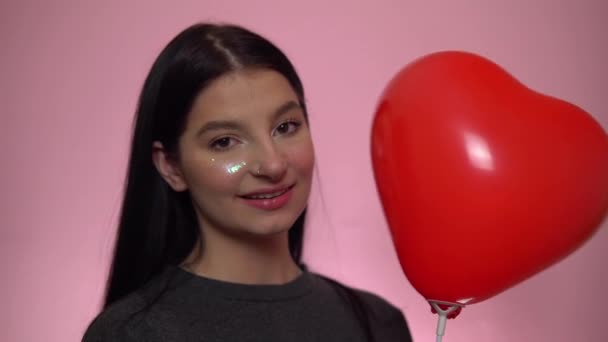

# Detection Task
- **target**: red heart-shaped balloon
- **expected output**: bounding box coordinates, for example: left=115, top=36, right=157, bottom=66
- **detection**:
left=371, top=51, right=608, bottom=305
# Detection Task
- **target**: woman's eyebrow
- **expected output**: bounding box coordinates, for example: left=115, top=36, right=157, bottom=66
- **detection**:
left=197, top=120, right=244, bottom=137
left=272, top=100, right=301, bottom=120
left=196, top=100, right=301, bottom=137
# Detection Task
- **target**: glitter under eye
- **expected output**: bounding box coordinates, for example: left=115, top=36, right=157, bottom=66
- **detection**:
left=225, top=161, right=247, bottom=174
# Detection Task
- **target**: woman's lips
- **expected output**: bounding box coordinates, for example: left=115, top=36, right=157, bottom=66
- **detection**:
left=240, top=185, right=294, bottom=210
left=241, top=184, right=293, bottom=197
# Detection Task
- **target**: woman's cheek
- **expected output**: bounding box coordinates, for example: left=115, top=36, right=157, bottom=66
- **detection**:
left=205, top=158, right=250, bottom=183
left=285, top=139, right=315, bottom=174
left=219, top=160, right=249, bottom=175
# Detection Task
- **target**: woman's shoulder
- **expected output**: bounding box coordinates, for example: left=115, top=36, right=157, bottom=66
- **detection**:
left=310, top=272, right=413, bottom=341
left=82, top=268, right=182, bottom=341
left=82, top=291, right=150, bottom=342
left=352, top=287, right=404, bottom=319
left=310, top=273, right=401, bottom=316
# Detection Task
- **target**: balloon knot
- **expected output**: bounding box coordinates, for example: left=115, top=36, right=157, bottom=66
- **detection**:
left=430, top=303, right=462, bottom=319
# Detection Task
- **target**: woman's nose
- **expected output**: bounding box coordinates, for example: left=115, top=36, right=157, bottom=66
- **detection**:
left=252, top=141, right=288, bottom=181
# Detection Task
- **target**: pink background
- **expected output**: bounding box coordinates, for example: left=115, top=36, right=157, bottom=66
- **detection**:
left=1, top=0, right=607, bottom=341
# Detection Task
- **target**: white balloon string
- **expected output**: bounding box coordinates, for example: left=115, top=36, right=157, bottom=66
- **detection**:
left=429, top=301, right=462, bottom=342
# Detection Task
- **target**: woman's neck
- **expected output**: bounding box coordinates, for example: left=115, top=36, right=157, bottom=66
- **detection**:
left=181, top=228, right=302, bottom=285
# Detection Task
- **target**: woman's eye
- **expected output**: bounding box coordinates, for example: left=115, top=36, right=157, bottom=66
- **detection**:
left=274, top=120, right=301, bottom=136
left=210, top=137, right=238, bottom=151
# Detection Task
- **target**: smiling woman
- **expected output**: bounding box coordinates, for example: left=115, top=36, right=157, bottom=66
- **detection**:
left=82, top=23, right=412, bottom=342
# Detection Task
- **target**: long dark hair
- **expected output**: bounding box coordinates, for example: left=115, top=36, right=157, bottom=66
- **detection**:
left=104, top=22, right=372, bottom=340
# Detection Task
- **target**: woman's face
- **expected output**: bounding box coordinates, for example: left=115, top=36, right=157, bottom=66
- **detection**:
left=167, top=69, right=314, bottom=239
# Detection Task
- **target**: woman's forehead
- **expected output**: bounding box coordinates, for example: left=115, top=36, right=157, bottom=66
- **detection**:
left=188, top=69, right=300, bottom=123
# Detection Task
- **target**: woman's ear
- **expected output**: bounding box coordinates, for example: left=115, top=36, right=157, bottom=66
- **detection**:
left=152, top=141, right=188, bottom=192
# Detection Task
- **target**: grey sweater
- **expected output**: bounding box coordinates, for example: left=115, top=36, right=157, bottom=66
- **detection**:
left=83, top=266, right=412, bottom=341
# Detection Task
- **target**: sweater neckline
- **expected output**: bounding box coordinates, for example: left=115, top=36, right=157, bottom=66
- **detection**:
left=169, top=265, right=314, bottom=302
